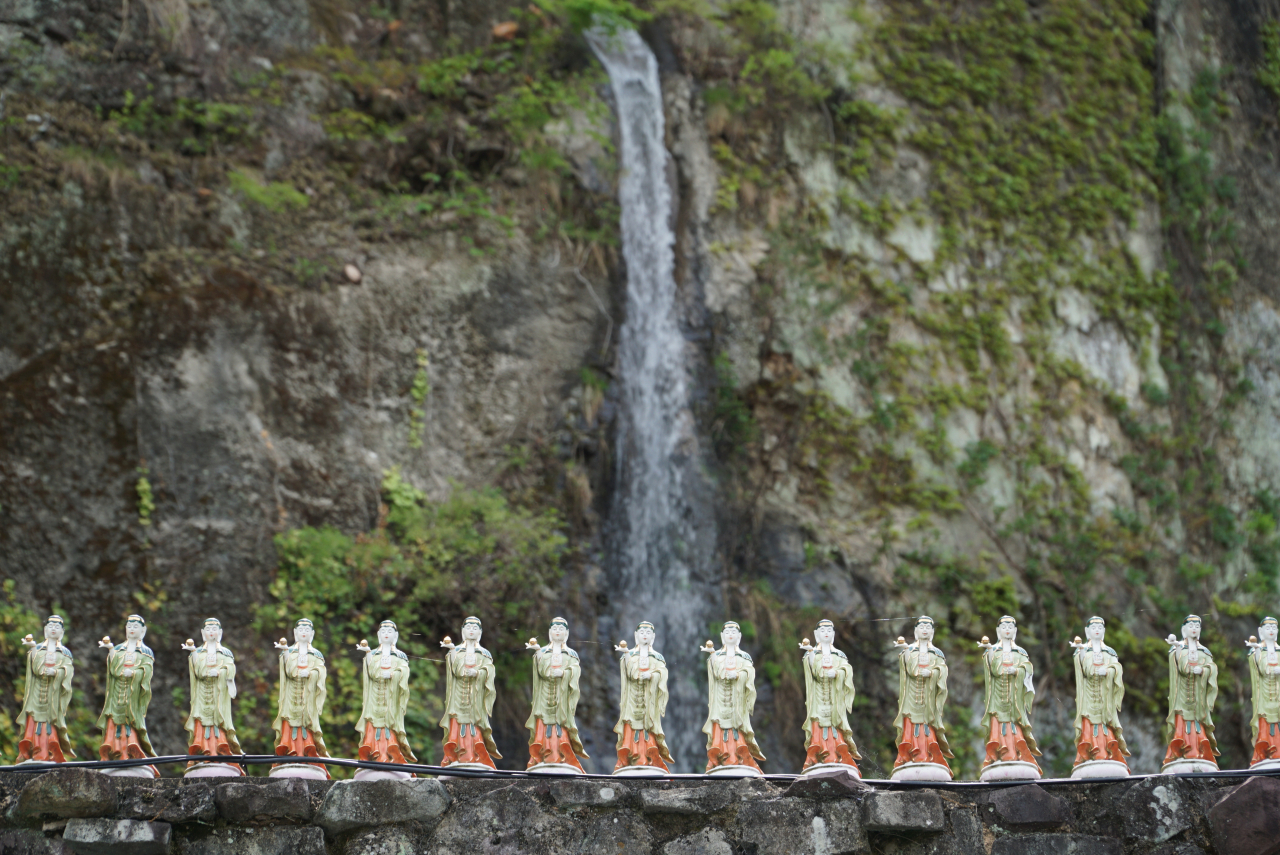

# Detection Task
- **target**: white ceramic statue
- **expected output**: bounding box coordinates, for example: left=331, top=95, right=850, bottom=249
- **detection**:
left=182, top=618, right=244, bottom=778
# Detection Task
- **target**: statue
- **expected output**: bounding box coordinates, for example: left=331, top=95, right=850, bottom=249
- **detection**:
left=439, top=616, right=501, bottom=771
left=798, top=619, right=861, bottom=777
left=977, top=616, right=1042, bottom=781
left=1247, top=616, right=1280, bottom=770
left=16, top=615, right=75, bottom=764
left=96, top=615, right=159, bottom=777
left=182, top=618, right=244, bottom=777
left=612, top=621, right=672, bottom=776
left=890, top=616, right=953, bottom=782
left=525, top=617, right=588, bottom=774
left=1068, top=617, right=1130, bottom=778
left=354, top=620, right=416, bottom=780
left=701, top=620, right=766, bottom=777
left=1161, top=613, right=1219, bottom=773
left=270, top=618, right=331, bottom=779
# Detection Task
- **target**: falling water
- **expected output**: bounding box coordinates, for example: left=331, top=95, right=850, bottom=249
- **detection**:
left=587, top=26, right=712, bottom=772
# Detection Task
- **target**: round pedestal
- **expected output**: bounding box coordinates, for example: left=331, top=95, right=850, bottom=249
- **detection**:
left=802, top=762, right=860, bottom=779
left=270, top=763, right=329, bottom=780
left=442, top=762, right=497, bottom=773
left=184, top=762, right=244, bottom=779
left=353, top=768, right=413, bottom=781
left=979, top=761, right=1041, bottom=782
left=1250, top=758, right=1280, bottom=772
left=100, top=765, right=159, bottom=778
left=1070, top=760, right=1129, bottom=779
left=1161, top=758, right=1218, bottom=775
left=890, top=762, right=953, bottom=782
left=706, top=764, right=763, bottom=779
left=613, top=765, right=667, bottom=778
left=527, top=763, right=584, bottom=776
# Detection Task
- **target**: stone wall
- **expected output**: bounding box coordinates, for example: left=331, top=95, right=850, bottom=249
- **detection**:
left=1, top=768, right=1276, bottom=855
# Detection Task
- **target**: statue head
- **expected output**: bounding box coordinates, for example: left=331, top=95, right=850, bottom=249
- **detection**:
left=124, top=615, right=147, bottom=641
left=634, top=621, right=655, bottom=648
left=814, top=619, right=835, bottom=646
left=1261, top=617, right=1278, bottom=644
left=294, top=618, right=315, bottom=646
left=549, top=617, right=569, bottom=645
left=1182, top=614, right=1202, bottom=641
left=201, top=618, right=222, bottom=645
left=376, top=620, right=398, bottom=647
left=996, top=615, right=1018, bottom=642
left=1085, top=616, right=1105, bottom=642
left=462, top=616, right=482, bottom=643
left=914, top=616, right=935, bottom=644
left=721, top=621, right=742, bottom=649
left=44, top=615, right=65, bottom=643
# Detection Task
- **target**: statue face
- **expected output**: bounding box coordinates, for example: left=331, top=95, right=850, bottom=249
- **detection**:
left=377, top=623, right=398, bottom=646
left=721, top=625, right=741, bottom=647
left=201, top=623, right=222, bottom=645
left=1085, top=621, right=1104, bottom=642
left=635, top=625, right=655, bottom=647
left=814, top=624, right=835, bottom=645
left=1183, top=621, right=1201, bottom=641
left=549, top=623, right=569, bottom=645
left=44, top=620, right=63, bottom=643
left=997, top=620, right=1017, bottom=642
left=125, top=620, right=146, bottom=641
left=1262, top=623, right=1279, bottom=644
left=914, top=621, right=934, bottom=643
left=462, top=622, right=481, bottom=643
left=294, top=623, right=314, bottom=645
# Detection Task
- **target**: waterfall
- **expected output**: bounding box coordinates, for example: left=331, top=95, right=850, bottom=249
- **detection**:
left=587, top=26, right=713, bottom=773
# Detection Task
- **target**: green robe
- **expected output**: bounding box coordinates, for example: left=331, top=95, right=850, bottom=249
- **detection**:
left=981, top=642, right=1041, bottom=756
left=273, top=644, right=329, bottom=754
left=526, top=645, right=587, bottom=758
left=614, top=648, right=672, bottom=763
left=186, top=643, right=242, bottom=752
left=1165, top=641, right=1218, bottom=753
left=18, top=642, right=76, bottom=758
left=97, top=641, right=156, bottom=756
left=1249, top=644, right=1280, bottom=745
left=1073, top=642, right=1129, bottom=755
left=893, top=642, right=953, bottom=758
left=702, top=648, right=766, bottom=761
left=441, top=644, right=501, bottom=759
left=802, top=647, right=861, bottom=758
left=356, top=646, right=417, bottom=762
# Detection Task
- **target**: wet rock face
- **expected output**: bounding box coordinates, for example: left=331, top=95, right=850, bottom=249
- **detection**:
left=0, top=772, right=1253, bottom=855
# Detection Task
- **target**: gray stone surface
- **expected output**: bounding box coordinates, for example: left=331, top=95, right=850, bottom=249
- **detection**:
left=548, top=779, right=629, bottom=808
left=573, top=810, right=652, bottom=855
left=992, top=835, right=1124, bottom=855
left=117, top=781, right=217, bottom=824
left=736, top=797, right=866, bottom=855
left=427, top=784, right=568, bottom=855
left=663, top=828, right=733, bottom=855
left=342, top=825, right=419, bottom=855
left=639, top=784, right=737, bottom=815
left=15, top=771, right=117, bottom=820
left=864, top=790, right=945, bottom=833
left=315, top=778, right=451, bottom=837
left=0, top=828, right=75, bottom=855
left=1208, top=775, right=1280, bottom=855
left=1118, top=776, right=1196, bottom=843
left=178, top=826, right=327, bottom=855
left=62, top=818, right=171, bottom=855
left=215, top=779, right=315, bottom=823
left=783, top=768, right=869, bottom=799
left=985, top=785, right=1073, bottom=830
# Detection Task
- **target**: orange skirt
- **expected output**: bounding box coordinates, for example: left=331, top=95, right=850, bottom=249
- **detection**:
left=706, top=721, right=762, bottom=772
left=443, top=717, right=498, bottom=769
left=528, top=717, right=584, bottom=771
left=188, top=718, right=234, bottom=757
left=275, top=723, right=329, bottom=778
left=1252, top=716, right=1280, bottom=765
left=614, top=722, right=669, bottom=772
left=1163, top=713, right=1217, bottom=763
left=17, top=715, right=66, bottom=763
left=983, top=718, right=1041, bottom=771
left=358, top=720, right=409, bottom=765
left=99, top=716, right=158, bottom=776
left=894, top=716, right=951, bottom=771
left=803, top=720, right=858, bottom=771
left=1074, top=716, right=1127, bottom=765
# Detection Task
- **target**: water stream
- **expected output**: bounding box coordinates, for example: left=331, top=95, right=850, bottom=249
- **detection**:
left=587, top=26, right=714, bottom=773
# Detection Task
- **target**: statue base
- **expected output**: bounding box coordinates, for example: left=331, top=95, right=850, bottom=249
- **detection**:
left=979, top=761, right=1041, bottom=782
left=184, top=761, right=244, bottom=779
left=1250, top=758, right=1280, bottom=772
left=100, top=765, right=160, bottom=778
left=527, top=763, right=584, bottom=776
left=890, top=762, right=952, bottom=782
left=353, top=768, right=413, bottom=781
left=706, top=764, right=763, bottom=779
left=270, top=763, right=330, bottom=780
left=613, top=765, right=667, bottom=778
left=441, top=762, right=498, bottom=773
left=1161, top=758, right=1218, bottom=775
left=802, top=762, right=860, bottom=779
left=1070, top=759, right=1129, bottom=779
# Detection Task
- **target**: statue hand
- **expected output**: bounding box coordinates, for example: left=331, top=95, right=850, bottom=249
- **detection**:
left=228, top=678, right=237, bottom=699
left=41, top=666, right=57, bottom=676
left=1192, top=666, right=1203, bottom=675
left=21, top=635, right=36, bottom=648
left=121, top=668, right=134, bottom=678
left=917, top=667, right=932, bottom=677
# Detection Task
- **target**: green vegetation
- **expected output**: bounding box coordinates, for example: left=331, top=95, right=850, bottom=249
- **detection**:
left=135, top=467, right=155, bottom=527
left=408, top=350, right=430, bottom=449
left=228, top=170, right=309, bottom=213
left=1259, top=21, right=1280, bottom=102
